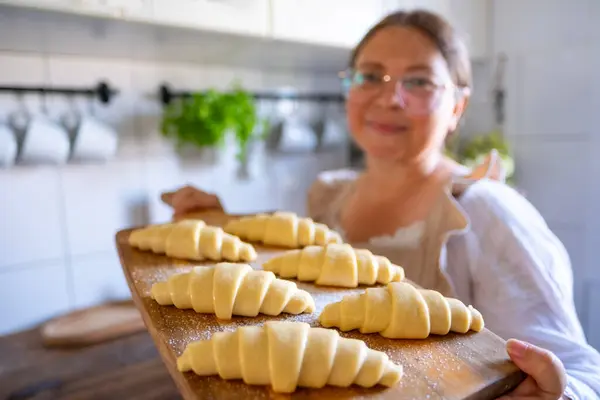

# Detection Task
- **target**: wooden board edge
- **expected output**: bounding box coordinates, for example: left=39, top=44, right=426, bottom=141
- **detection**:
left=465, top=369, right=527, bottom=400
left=115, top=232, right=197, bottom=400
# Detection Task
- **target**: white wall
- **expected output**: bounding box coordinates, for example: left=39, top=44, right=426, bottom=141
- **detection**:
left=0, top=50, right=348, bottom=334
left=485, top=0, right=600, bottom=349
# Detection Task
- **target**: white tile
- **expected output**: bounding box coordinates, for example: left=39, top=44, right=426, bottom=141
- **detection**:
left=0, top=260, right=71, bottom=335
left=586, top=280, right=600, bottom=351
left=133, top=62, right=222, bottom=93
left=468, top=61, right=493, bottom=104
left=60, top=160, right=147, bottom=256
left=0, top=166, right=65, bottom=268
left=220, top=175, right=279, bottom=215
left=548, top=222, right=587, bottom=281
left=512, top=137, right=591, bottom=228
left=70, top=251, right=131, bottom=309
left=219, top=143, right=279, bottom=214
left=588, top=61, right=600, bottom=216
left=461, top=101, right=494, bottom=137
left=271, top=149, right=349, bottom=215
left=516, top=48, right=594, bottom=136
left=0, top=52, right=46, bottom=85
left=231, top=68, right=264, bottom=91
left=493, top=0, right=594, bottom=55
left=208, top=65, right=257, bottom=91
left=0, top=52, right=47, bottom=121
left=500, top=56, right=522, bottom=143
left=143, top=154, right=222, bottom=223
left=572, top=279, right=586, bottom=331
left=583, top=234, right=600, bottom=281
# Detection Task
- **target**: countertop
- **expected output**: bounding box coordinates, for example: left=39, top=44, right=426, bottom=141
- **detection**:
left=0, top=326, right=180, bottom=400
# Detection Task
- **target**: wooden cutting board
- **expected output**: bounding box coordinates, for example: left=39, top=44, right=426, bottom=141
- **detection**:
left=40, top=300, right=146, bottom=348
left=115, top=211, right=525, bottom=400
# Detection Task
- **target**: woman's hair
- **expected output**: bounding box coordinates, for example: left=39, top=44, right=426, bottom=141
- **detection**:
left=349, top=9, right=472, bottom=90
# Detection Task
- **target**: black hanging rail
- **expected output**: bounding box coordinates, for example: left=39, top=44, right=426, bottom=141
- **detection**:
left=159, top=83, right=344, bottom=106
left=0, top=81, right=119, bottom=105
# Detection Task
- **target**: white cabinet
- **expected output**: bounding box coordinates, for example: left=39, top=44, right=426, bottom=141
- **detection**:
left=0, top=0, right=152, bottom=19
left=270, top=0, right=387, bottom=48
left=382, top=0, right=489, bottom=60
left=0, top=0, right=269, bottom=36
left=152, top=0, right=270, bottom=37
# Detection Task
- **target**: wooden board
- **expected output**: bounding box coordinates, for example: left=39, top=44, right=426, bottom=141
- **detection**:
left=116, top=211, right=526, bottom=400
left=40, top=300, right=146, bottom=348
left=0, top=327, right=178, bottom=400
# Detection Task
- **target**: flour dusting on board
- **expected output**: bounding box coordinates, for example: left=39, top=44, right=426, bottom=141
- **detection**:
left=116, top=224, right=523, bottom=399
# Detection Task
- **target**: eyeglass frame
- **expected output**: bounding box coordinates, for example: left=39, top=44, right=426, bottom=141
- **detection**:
left=337, top=68, right=470, bottom=107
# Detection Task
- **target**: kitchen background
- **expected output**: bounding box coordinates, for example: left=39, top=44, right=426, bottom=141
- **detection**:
left=0, top=0, right=598, bottom=352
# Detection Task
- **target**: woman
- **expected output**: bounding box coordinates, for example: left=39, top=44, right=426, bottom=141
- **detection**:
left=163, top=10, right=600, bottom=399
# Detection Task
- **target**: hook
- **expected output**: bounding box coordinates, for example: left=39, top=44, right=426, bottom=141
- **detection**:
left=8, top=92, right=30, bottom=133
left=87, top=94, right=96, bottom=116
left=60, top=94, right=81, bottom=135
left=159, top=84, right=173, bottom=106
left=40, top=88, right=49, bottom=115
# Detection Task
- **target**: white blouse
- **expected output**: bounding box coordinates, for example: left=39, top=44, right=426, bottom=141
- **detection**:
left=309, top=172, right=600, bottom=399
left=445, top=180, right=599, bottom=399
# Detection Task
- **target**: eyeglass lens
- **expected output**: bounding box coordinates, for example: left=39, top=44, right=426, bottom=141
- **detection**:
left=341, top=70, right=446, bottom=116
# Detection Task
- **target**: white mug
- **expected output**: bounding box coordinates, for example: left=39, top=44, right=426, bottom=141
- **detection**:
left=18, top=115, right=70, bottom=165
left=0, top=124, right=17, bottom=168
left=70, top=116, right=118, bottom=162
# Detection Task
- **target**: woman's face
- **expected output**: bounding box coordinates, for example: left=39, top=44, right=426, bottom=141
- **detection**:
left=346, top=26, right=468, bottom=163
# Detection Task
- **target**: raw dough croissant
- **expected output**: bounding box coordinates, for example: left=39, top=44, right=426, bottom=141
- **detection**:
left=224, top=211, right=342, bottom=248
left=177, top=320, right=403, bottom=393
left=151, top=263, right=315, bottom=319
left=128, top=219, right=257, bottom=262
left=319, top=281, right=484, bottom=339
left=263, top=244, right=405, bottom=288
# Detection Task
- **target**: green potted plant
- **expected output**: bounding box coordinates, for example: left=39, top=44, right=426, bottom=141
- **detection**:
left=160, top=82, right=269, bottom=168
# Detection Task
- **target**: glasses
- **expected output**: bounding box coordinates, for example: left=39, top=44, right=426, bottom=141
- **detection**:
left=339, top=68, right=467, bottom=116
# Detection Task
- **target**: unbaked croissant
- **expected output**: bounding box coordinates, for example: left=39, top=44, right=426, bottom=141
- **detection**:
left=263, top=244, right=405, bottom=288
left=128, top=219, right=257, bottom=262
left=177, top=320, right=403, bottom=393
left=151, top=263, right=315, bottom=319
left=319, top=281, right=484, bottom=339
left=224, top=211, right=342, bottom=248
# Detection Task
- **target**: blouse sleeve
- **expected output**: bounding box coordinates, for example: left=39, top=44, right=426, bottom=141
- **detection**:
left=458, top=180, right=600, bottom=399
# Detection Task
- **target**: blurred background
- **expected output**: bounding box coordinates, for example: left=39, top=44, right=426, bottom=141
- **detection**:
left=0, top=0, right=598, bottom=355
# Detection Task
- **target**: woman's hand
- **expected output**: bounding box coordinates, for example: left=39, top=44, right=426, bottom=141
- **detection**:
left=161, top=185, right=223, bottom=218
left=499, top=339, right=568, bottom=400
left=465, top=149, right=506, bottom=182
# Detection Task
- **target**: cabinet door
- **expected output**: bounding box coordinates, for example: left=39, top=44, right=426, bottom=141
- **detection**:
left=271, top=0, right=386, bottom=48
left=152, top=0, right=270, bottom=37
left=0, top=0, right=152, bottom=19
left=0, top=1, right=72, bottom=10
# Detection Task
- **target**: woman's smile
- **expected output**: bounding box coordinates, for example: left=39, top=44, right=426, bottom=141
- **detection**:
left=366, top=120, right=408, bottom=135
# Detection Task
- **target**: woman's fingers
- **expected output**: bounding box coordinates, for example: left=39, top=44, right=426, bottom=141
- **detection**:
left=506, top=339, right=567, bottom=398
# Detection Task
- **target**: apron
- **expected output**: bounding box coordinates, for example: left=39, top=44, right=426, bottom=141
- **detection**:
left=317, top=177, right=470, bottom=297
